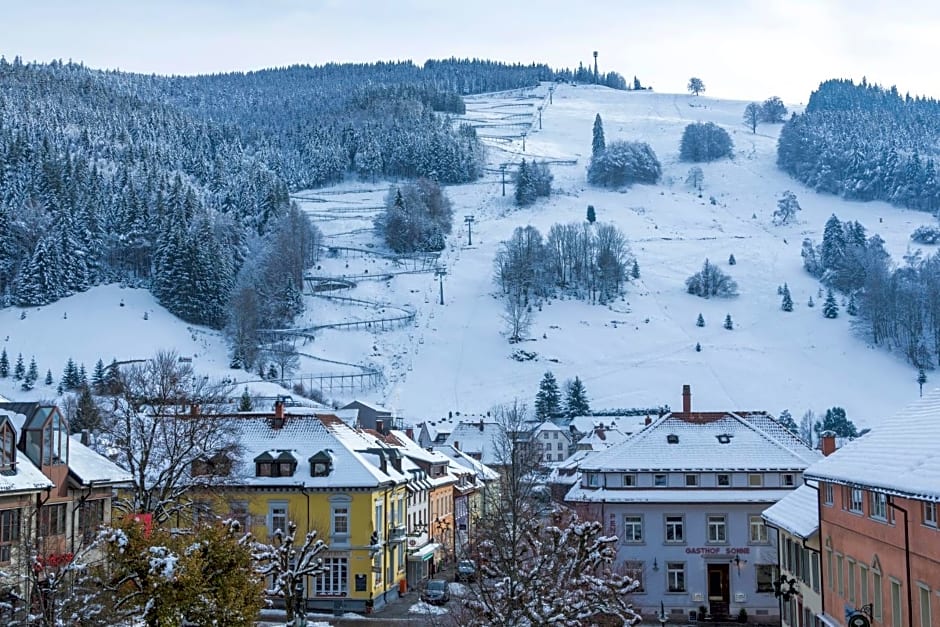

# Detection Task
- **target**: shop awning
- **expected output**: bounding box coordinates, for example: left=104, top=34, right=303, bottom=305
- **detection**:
left=407, top=542, right=440, bottom=561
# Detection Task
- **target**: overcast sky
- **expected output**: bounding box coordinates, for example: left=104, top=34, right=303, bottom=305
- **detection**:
left=2, top=0, right=938, bottom=104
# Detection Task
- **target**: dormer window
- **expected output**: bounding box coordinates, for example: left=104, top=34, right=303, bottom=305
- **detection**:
left=254, top=451, right=297, bottom=478
left=23, top=407, right=68, bottom=467
left=192, top=450, right=233, bottom=477
left=309, top=450, right=334, bottom=477
left=0, top=419, right=16, bottom=473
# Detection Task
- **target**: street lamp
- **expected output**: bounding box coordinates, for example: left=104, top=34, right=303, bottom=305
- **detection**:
left=549, top=84, right=554, bottom=105
left=464, top=215, right=475, bottom=246
left=521, top=131, right=527, bottom=152
left=435, top=267, right=447, bottom=305
left=537, top=105, right=543, bottom=130
left=499, top=164, right=507, bottom=196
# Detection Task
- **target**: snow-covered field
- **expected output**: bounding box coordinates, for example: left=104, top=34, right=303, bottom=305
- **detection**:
left=2, top=83, right=932, bottom=428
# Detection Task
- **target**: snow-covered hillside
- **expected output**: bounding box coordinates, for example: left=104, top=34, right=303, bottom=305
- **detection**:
left=2, top=83, right=933, bottom=427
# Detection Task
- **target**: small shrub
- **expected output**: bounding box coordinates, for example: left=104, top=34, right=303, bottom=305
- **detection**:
left=728, top=254, right=736, bottom=265
left=696, top=313, right=705, bottom=327
left=679, top=122, right=733, bottom=162
left=686, top=259, right=739, bottom=298
left=724, top=314, right=734, bottom=330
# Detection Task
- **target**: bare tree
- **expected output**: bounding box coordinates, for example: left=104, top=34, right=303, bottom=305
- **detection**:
left=460, top=401, right=641, bottom=626
left=266, top=340, right=301, bottom=380
left=502, top=289, right=532, bottom=343
left=743, top=102, right=761, bottom=133
left=102, top=350, right=237, bottom=523
left=246, top=521, right=328, bottom=627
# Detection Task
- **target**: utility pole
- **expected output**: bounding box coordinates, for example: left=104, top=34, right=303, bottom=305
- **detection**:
left=549, top=84, right=554, bottom=104
left=521, top=131, right=527, bottom=152
left=435, top=267, right=447, bottom=305
left=537, top=105, right=543, bottom=130
left=464, top=215, right=475, bottom=246
left=593, top=51, right=598, bottom=84
left=499, top=164, right=507, bottom=196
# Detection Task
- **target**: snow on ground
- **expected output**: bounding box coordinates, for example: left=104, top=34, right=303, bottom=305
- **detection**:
left=2, top=83, right=932, bottom=428
left=408, top=600, right=449, bottom=615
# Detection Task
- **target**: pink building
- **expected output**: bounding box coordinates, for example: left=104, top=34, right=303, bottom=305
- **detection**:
left=804, top=391, right=940, bottom=627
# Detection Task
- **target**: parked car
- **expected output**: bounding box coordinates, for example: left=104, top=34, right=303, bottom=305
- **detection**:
left=456, top=559, right=477, bottom=582
left=422, top=579, right=450, bottom=605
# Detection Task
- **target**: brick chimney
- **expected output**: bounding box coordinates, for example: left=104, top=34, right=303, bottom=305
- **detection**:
left=453, top=441, right=460, bottom=451
left=478, top=419, right=485, bottom=432
left=376, top=418, right=385, bottom=434
left=644, top=415, right=652, bottom=426
left=405, top=427, right=414, bottom=440
left=272, top=399, right=285, bottom=429
left=820, top=430, right=837, bottom=456
left=682, top=384, right=692, bottom=414
left=593, top=425, right=606, bottom=441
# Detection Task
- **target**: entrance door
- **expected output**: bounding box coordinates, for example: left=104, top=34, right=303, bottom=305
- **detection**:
left=707, top=563, right=730, bottom=619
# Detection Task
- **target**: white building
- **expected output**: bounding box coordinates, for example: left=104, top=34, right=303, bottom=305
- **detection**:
left=565, top=385, right=819, bottom=624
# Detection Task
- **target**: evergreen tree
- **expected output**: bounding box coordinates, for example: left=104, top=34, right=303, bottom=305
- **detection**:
left=92, top=358, right=106, bottom=393
left=63, top=357, right=79, bottom=389
left=592, top=114, right=605, bottom=158
left=13, top=353, right=25, bottom=380
left=728, top=254, right=736, bottom=265
left=814, top=407, right=859, bottom=439
left=266, top=364, right=278, bottom=380
left=820, top=214, right=845, bottom=271
left=586, top=205, right=596, bottom=223
left=73, top=384, right=102, bottom=433
left=777, top=409, right=799, bottom=435
left=695, top=342, right=701, bottom=352
left=0, top=348, right=8, bottom=378
left=44, top=369, right=54, bottom=386
left=918, top=368, right=927, bottom=397
left=823, top=288, right=839, bottom=318
left=105, top=359, right=122, bottom=395
left=781, top=283, right=793, bottom=311
left=564, top=376, right=591, bottom=417
left=26, top=356, right=38, bottom=384
left=696, top=313, right=705, bottom=327
left=631, top=260, right=640, bottom=279
left=808, top=295, right=815, bottom=308
left=724, top=314, right=734, bottom=330
left=239, top=387, right=253, bottom=412
left=534, top=371, right=562, bottom=419
left=846, top=292, right=858, bottom=316
left=78, top=363, right=88, bottom=387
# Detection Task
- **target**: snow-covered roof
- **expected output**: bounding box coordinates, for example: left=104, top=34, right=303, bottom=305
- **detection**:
left=67, top=435, right=133, bottom=485
left=803, top=389, right=940, bottom=501
left=341, top=400, right=394, bottom=415
left=533, top=421, right=564, bottom=433
left=577, top=427, right=629, bottom=450
left=761, top=484, right=819, bottom=539
left=565, top=415, right=651, bottom=436
left=566, top=486, right=795, bottom=504
left=442, top=420, right=504, bottom=466
left=581, top=411, right=820, bottom=472
left=0, top=411, right=55, bottom=494
left=225, top=414, right=407, bottom=489
left=433, top=445, right=500, bottom=481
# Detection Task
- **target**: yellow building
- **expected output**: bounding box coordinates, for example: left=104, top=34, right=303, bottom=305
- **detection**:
left=762, top=484, right=823, bottom=627
left=203, top=402, right=409, bottom=614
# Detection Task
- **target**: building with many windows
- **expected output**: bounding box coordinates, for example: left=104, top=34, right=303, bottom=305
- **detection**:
left=762, top=484, right=823, bottom=627
left=201, top=401, right=410, bottom=613
left=565, top=386, right=819, bottom=623
left=0, top=402, right=130, bottom=609
left=803, top=391, right=940, bottom=627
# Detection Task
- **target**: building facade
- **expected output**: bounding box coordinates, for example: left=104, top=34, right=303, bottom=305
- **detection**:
left=804, top=391, right=940, bottom=627
left=565, top=386, right=819, bottom=623
left=762, top=484, right=824, bottom=627
left=202, top=402, right=410, bottom=613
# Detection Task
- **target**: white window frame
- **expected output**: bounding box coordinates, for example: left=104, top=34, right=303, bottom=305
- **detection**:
left=847, top=558, right=856, bottom=604
left=707, top=514, right=727, bottom=543
left=586, top=473, right=599, bottom=487
left=717, top=473, right=731, bottom=487
left=622, top=473, right=637, bottom=487
left=924, top=502, right=938, bottom=528
left=315, top=556, right=349, bottom=596
left=665, top=515, right=684, bottom=543
left=653, top=473, right=668, bottom=487
left=870, top=492, right=887, bottom=521
left=749, top=515, right=768, bottom=544
left=850, top=488, right=864, bottom=513
left=782, top=473, right=795, bottom=487
left=873, top=569, right=883, bottom=620
left=859, top=564, right=869, bottom=606
left=666, top=562, right=686, bottom=592
left=824, top=483, right=834, bottom=505
left=622, top=515, right=644, bottom=543
left=890, top=578, right=903, bottom=627
left=623, top=560, right=644, bottom=592
left=269, top=501, right=288, bottom=536
left=748, top=473, right=763, bottom=487
left=918, top=584, right=932, bottom=627
left=685, top=474, right=699, bottom=487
